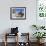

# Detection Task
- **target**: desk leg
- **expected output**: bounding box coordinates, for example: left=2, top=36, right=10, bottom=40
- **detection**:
left=4, top=34, right=7, bottom=46
left=4, top=41, right=7, bottom=46
left=16, top=34, right=18, bottom=46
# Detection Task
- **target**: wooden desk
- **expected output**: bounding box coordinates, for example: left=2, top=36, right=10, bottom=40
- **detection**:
left=4, top=33, right=18, bottom=46
left=4, top=33, right=30, bottom=46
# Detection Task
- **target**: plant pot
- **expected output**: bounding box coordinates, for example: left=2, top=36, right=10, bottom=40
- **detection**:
left=37, top=39, right=45, bottom=44
left=37, top=39, right=40, bottom=43
left=40, top=38, right=45, bottom=43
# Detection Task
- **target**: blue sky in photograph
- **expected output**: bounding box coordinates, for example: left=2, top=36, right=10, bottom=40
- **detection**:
left=16, top=8, right=24, bottom=14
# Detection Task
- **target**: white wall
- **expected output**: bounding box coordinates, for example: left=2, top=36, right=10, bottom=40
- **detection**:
left=0, top=0, right=37, bottom=42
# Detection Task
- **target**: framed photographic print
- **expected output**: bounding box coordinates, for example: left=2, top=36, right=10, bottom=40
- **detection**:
left=10, top=7, right=26, bottom=20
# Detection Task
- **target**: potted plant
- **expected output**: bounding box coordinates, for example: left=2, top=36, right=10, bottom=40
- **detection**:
left=32, top=24, right=45, bottom=30
left=40, top=26, right=45, bottom=29
left=32, top=25, right=39, bottom=30
left=33, top=32, right=46, bottom=43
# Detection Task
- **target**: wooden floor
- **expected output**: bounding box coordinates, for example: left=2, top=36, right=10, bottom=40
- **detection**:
left=0, top=42, right=46, bottom=46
